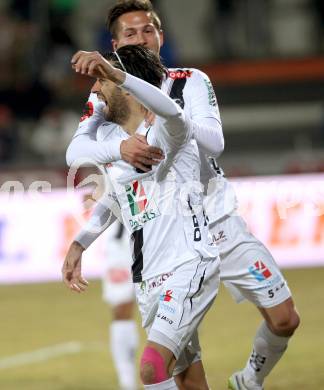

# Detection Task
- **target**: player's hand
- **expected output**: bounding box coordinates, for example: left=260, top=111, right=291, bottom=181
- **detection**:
left=71, top=50, right=125, bottom=84
left=62, top=241, right=89, bottom=293
left=120, top=135, right=164, bottom=172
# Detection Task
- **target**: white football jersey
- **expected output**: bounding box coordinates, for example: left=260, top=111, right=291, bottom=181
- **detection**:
left=162, top=68, right=238, bottom=223
left=98, top=118, right=217, bottom=283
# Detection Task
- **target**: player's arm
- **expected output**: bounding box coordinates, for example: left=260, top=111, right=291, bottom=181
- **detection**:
left=62, top=193, right=120, bottom=293
left=74, top=196, right=119, bottom=249
left=66, top=94, right=163, bottom=171
left=121, top=73, right=190, bottom=147
left=71, top=50, right=189, bottom=141
left=185, top=69, right=224, bottom=157
left=66, top=92, right=123, bottom=166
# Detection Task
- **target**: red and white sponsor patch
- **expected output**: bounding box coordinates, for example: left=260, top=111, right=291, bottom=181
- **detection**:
left=168, top=70, right=192, bottom=80
left=80, top=101, right=94, bottom=122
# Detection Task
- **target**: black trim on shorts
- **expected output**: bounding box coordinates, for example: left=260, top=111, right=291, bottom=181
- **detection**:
left=190, top=268, right=206, bottom=309
left=131, top=228, right=144, bottom=283
left=179, top=258, right=203, bottom=324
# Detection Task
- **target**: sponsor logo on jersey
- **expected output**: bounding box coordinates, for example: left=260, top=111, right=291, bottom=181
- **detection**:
left=126, top=180, right=160, bottom=230
left=126, top=181, right=147, bottom=216
left=203, top=79, right=217, bottom=107
left=248, top=261, right=272, bottom=281
left=168, top=70, right=192, bottom=80
left=80, top=101, right=94, bottom=122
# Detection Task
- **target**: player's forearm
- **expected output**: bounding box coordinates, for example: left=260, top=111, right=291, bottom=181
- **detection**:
left=192, top=117, right=224, bottom=157
left=121, top=73, right=183, bottom=120
left=74, top=200, right=118, bottom=249
left=66, top=135, right=121, bottom=166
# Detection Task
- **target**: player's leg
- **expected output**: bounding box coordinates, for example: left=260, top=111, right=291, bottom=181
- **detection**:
left=173, top=331, right=209, bottom=390
left=137, top=257, right=219, bottom=389
left=103, top=267, right=138, bottom=390
left=212, top=215, right=299, bottom=389
left=140, top=340, right=178, bottom=388
left=235, top=297, right=300, bottom=388
left=175, top=360, right=209, bottom=390
left=258, top=296, right=300, bottom=337
left=110, top=301, right=138, bottom=390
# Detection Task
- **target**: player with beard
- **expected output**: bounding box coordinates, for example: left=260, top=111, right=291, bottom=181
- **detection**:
left=66, top=1, right=300, bottom=389
left=63, top=44, right=220, bottom=389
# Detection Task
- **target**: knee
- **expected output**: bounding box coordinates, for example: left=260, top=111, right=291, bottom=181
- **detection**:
left=270, top=309, right=300, bottom=337
left=181, top=378, right=209, bottom=390
left=140, top=347, right=168, bottom=385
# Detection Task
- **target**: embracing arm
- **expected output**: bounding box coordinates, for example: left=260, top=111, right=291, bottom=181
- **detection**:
left=66, top=93, right=122, bottom=166
left=66, top=92, right=163, bottom=170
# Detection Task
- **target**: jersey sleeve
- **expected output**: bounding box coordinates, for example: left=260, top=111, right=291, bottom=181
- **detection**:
left=184, top=69, right=224, bottom=157
left=66, top=93, right=122, bottom=166
left=75, top=192, right=121, bottom=250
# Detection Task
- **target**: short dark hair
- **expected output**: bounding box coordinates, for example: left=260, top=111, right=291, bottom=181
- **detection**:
left=105, top=45, right=166, bottom=88
left=107, top=0, right=161, bottom=39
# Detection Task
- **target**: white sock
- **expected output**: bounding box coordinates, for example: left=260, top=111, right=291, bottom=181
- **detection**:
left=144, top=377, right=178, bottom=389
left=110, top=320, right=139, bottom=390
left=242, top=321, right=290, bottom=387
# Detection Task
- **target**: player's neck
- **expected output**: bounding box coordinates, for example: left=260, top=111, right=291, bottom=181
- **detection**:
left=122, top=102, right=145, bottom=136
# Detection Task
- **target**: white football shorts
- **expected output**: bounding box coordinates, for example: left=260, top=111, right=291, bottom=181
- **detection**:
left=210, top=215, right=291, bottom=308
left=134, top=256, right=220, bottom=375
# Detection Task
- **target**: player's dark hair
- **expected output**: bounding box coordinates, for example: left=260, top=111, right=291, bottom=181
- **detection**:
left=107, top=0, right=161, bottom=39
left=105, top=45, right=166, bottom=88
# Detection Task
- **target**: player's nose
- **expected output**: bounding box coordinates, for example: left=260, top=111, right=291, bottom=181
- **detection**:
left=136, top=31, right=146, bottom=46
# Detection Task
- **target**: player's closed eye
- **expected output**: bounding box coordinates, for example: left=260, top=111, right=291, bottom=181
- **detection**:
left=144, top=27, right=154, bottom=34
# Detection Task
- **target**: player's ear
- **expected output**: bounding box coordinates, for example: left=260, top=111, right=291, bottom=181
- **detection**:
left=111, top=39, right=118, bottom=51
left=159, top=29, right=164, bottom=48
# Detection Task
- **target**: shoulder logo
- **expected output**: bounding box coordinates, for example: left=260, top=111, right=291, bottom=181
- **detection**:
left=203, top=79, right=217, bottom=107
left=168, top=70, right=192, bottom=80
left=80, top=101, right=94, bottom=122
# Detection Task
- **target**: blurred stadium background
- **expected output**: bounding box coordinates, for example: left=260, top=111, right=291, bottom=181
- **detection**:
left=0, top=0, right=324, bottom=389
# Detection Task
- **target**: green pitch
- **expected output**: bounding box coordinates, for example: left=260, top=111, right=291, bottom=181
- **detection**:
left=1, top=267, right=323, bottom=389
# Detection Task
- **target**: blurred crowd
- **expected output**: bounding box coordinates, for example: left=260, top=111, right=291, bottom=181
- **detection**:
left=0, top=0, right=323, bottom=176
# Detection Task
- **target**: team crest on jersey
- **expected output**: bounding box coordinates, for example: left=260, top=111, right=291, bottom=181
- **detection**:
left=168, top=70, right=192, bottom=80
left=80, top=101, right=94, bottom=122
left=248, top=261, right=272, bottom=282
left=125, top=180, right=160, bottom=230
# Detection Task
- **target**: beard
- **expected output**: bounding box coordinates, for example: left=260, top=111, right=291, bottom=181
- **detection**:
left=103, top=87, right=130, bottom=126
